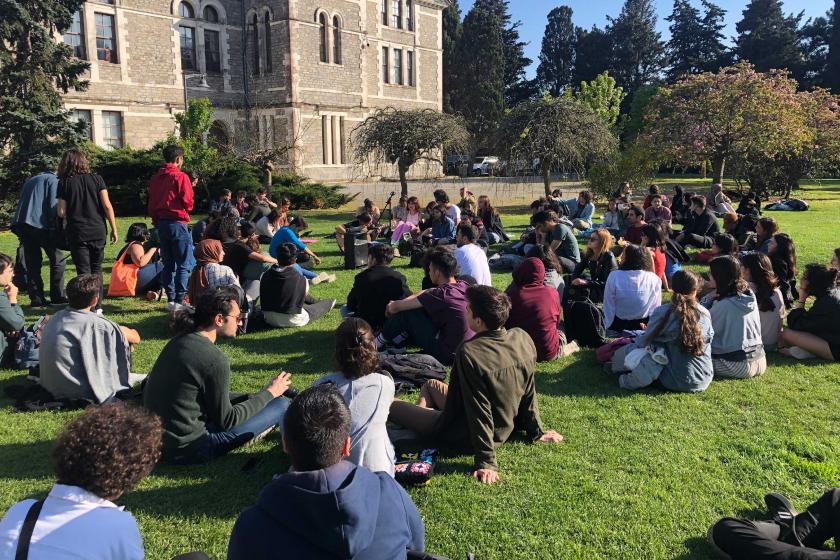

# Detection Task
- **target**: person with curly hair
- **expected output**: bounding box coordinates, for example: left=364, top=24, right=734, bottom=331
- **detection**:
left=0, top=405, right=163, bottom=559
left=314, top=318, right=395, bottom=475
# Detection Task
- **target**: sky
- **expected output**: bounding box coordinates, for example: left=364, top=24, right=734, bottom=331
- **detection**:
left=458, top=0, right=833, bottom=78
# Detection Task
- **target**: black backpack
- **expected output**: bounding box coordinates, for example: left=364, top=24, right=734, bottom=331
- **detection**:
left=379, top=353, right=447, bottom=393
left=563, top=299, right=607, bottom=348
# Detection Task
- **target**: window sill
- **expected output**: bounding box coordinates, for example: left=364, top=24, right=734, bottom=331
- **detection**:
left=317, top=61, right=344, bottom=67
left=383, top=83, right=415, bottom=89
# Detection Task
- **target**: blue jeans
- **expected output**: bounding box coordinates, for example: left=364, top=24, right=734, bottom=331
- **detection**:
left=199, top=396, right=289, bottom=461
left=157, top=220, right=192, bottom=303
left=294, top=263, right=317, bottom=280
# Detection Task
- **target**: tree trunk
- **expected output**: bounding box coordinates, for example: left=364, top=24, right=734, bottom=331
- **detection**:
left=542, top=165, right=551, bottom=197
left=712, top=156, right=726, bottom=185
left=398, top=160, right=409, bottom=197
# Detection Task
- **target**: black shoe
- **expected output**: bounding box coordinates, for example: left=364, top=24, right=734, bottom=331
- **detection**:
left=29, top=297, right=46, bottom=308
left=765, top=492, right=798, bottom=524
left=49, top=297, right=69, bottom=306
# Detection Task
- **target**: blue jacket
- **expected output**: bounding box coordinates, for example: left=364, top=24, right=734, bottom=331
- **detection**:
left=269, top=226, right=306, bottom=257
left=565, top=199, right=595, bottom=222
left=14, top=172, right=59, bottom=230
left=431, top=216, right=456, bottom=240
left=227, top=461, right=424, bottom=560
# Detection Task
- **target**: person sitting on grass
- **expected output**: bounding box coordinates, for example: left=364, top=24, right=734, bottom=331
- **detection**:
left=527, top=244, right=565, bottom=298
left=434, top=188, right=460, bottom=224
left=376, top=247, right=473, bottom=366
left=610, top=270, right=714, bottom=393
left=115, top=222, right=163, bottom=297
left=566, top=228, right=617, bottom=304
left=255, top=208, right=284, bottom=242
left=643, top=194, right=672, bottom=225
left=0, top=405, right=165, bottom=560
left=506, top=258, right=579, bottom=361
left=143, top=286, right=294, bottom=463
left=674, top=195, right=721, bottom=250
left=531, top=210, right=580, bottom=273
left=228, top=384, right=425, bottom=559
left=566, top=190, right=596, bottom=231
left=458, top=186, right=477, bottom=215
left=315, top=318, right=395, bottom=475
left=642, top=184, right=669, bottom=209
left=708, top=488, right=840, bottom=560
left=268, top=217, right=322, bottom=268
left=622, top=205, right=647, bottom=245
left=246, top=187, right=277, bottom=222
left=342, top=243, right=410, bottom=331
left=260, top=244, right=336, bottom=329
left=423, top=204, right=457, bottom=246
left=454, top=223, right=491, bottom=286
left=186, top=239, right=240, bottom=304
left=389, top=285, right=564, bottom=485
left=831, top=247, right=840, bottom=270
left=39, top=274, right=144, bottom=404
left=741, top=253, right=785, bottom=350
left=701, top=256, right=767, bottom=380
left=0, top=252, right=25, bottom=363
left=390, top=195, right=422, bottom=245
left=478, top=195, right=508, bottom=244
left=695, top=233, right=739, bottom=265
left=778, top=263, right=840, bottom=362
left=747, top=216, right=779, bottom=254
left=768, top=232, right=799, bottom=308
left=640, top=223, right=669, bottom=290
left=597, top=199, right=621, bottom=237
left=335, top=212, right=374, bottom=252
left=603, top=244, right=662, bottom=333
left=221, top=221, right=277, bottom=283
left=235, top=190, right=249, bottom=215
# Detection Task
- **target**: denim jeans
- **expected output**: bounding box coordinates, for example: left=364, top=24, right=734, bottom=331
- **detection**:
left=16, top=224, right=66, bottom=302
left=157, top=220, right=192, bottom=303
left=293, top=263, right=317, bottom=280
left=198, top=395, right=290, bottom=461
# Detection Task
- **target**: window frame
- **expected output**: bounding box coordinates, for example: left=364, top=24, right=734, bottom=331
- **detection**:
left=203, top=28, right=221, bottom=74
left=406, top=0, right=414, bottom=31
left=263, top=13, right=272, bottom=72
left=202, top=5, right=218, bottom=22
left=391, top=0, right=402, bottom=29
left=382, top=46, right=389, bottom=84
left=318, top=12, right=328, bottom=63
left=63, top=10, right=86, bottom=60
left=94, top=12, right=118, bottom=63
left=393, top=48, right=403, bottom=85
left=178, top=1, right=194, bottom=18
left=381, top=0, right=388, bottom=26
left=178, top=24, right=197, bottom=71
left=407, top=50, right=414, bottom=87
left=332, top=16, right=341, bottom=65
left=101, top=111, right=123, bottom=149
left=251, top=13, right=260, bottom=75
left=70, top=109, right=93, bottom=140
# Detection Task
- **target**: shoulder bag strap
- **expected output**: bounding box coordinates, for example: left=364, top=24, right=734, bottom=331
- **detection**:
left=15, top=499, right=45, bottom=560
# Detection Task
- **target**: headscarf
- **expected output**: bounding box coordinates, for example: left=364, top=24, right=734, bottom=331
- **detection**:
left=187, top=239, right=223, bottom=302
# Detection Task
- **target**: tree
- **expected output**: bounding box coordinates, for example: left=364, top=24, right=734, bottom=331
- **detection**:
left=495, top=96, right=617, bottom=196
left=622, top=84, right=660, bottom=141
left=536, top=6, right=576, bottom=96
left=352, top=108, right=471, bottom=196
left=571, top=72, right=626, bottom=130
left=735, top=0, right=804, bottom=78
left=451, top=5, right=505, bottom=145
left=666, top=0, right=729, bottom=82
left=573, top=26, right=612, bottom=86
left=174, top=98, right=219, bottom=200
left=644, top=63, right=811, bottom=185
left=829, top=1, right=840, bottom=92
left=472, top=0, right=533, bottom=106
left=0, top=0, right=89, bottom=200
left=442, top=0, right=462, bottom=114
left=606, top=0, right=668, bottom=100
left=800, top=10, right=832, bottom=89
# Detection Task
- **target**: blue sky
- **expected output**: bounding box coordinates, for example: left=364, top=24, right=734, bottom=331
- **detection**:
left=459, top=0, right=833, bottom=77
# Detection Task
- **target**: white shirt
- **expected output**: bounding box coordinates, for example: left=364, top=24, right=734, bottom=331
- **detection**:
left=603, top=269, right=663, bottom=328
left=455, top=243, right=492, bottom=286
left=446, top=204, right=461, bottom=224
left=255, top=216, right=278, bottom=239
left=0, top=484, right=144, bottom=560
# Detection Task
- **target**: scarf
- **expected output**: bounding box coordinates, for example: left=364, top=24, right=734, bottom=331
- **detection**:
left=187, top=239, right=223, bottom=302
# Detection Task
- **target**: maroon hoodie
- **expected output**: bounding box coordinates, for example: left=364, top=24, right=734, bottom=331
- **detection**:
left=505, top=258, right=561, bottom=361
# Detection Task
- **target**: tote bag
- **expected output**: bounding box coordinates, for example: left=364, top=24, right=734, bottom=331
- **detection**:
left=108, top=244, right=139, bottom=297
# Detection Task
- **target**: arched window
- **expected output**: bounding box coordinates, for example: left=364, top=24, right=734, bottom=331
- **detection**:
left=332, top=16, right=341, bottom=65
left=178, top=1, right=194, bottom=18
left=264, top=13, right=272, bottom=72
left=203, top=6, right=218, bottom=22
left=318, top=13, right=328, bottom=63
left=251, top=13, right=260, bottom=74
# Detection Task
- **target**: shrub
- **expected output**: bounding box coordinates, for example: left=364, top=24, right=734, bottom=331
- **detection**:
left=587, top=141, right=660, bottom=199
left=271, top=173, right=352, bottom=209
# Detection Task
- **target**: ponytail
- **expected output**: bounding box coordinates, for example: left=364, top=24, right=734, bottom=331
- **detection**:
left=647, top=270, right=705, bottom=356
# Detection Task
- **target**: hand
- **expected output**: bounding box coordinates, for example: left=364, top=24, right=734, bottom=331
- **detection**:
left=472, top=468, right=500, bottom=484
left=538, top=430, right=564, bottom=444
left=385, top=300, right=399, bottom=317
left=313, top=256, right=322, bottom=265
left=192, top=176, right=200, bottom=187
left=110, top=229, right=118, bottom=244
left=4, top=283, right=18, bottom=305
left=265, top=371, right=292, bottom=398
left=571, top=278, right=587, bottom=286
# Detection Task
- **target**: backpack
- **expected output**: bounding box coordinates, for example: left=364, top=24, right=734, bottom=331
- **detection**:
left=378, top=353, right=447, bottom=393
left=563, top=299, right=607, bottom=348
left=408, top=243, right=427, bottom=268
left=14, top=315, right=50, bottom=369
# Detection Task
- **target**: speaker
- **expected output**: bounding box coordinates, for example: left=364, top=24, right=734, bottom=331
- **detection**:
left=344, top=228, right=370, bottom=269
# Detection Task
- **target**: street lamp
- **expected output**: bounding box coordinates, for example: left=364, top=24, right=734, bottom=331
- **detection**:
left=182, top=73, right=210, bottom=113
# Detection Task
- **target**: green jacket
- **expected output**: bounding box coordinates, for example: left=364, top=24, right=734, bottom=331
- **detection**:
left=0, top=291, right=25, bottom=363
left=143, top=332, right=272, bottom=461
left=435, top=328, right=543, bottom=471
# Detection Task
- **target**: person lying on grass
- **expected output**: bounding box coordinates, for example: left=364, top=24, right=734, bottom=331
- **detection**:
left=389, top=284, right=564, bottom=485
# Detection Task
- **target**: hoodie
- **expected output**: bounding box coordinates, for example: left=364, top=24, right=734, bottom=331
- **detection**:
left=505, top=258, right=561, bottom=361
left=227, top=461, right=424, bottom=560
left=147, top=163, right=194, bottom=224
left=701, top=290, right=764, bottom=359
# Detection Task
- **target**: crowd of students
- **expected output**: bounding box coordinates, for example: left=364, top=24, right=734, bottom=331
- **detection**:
left=3, top=159, right=840, bottom=559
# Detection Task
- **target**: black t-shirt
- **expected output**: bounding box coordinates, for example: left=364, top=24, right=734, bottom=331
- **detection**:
left=222, top=241, right=254, bottom=278
left=57, top=173, right=107, bottom=242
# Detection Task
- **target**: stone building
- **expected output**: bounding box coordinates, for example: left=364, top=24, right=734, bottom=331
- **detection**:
left=61, top=0, right=447, bottom=180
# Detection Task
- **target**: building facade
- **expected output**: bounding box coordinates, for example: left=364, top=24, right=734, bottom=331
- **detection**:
left=61, top=0, right=447, bottom=180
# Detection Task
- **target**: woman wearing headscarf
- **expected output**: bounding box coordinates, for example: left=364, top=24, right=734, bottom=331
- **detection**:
left=186, top=239, right=239, bottom=303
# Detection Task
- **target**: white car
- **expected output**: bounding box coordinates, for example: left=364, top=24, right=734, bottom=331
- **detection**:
left=472, top=156, right=500, bottom=176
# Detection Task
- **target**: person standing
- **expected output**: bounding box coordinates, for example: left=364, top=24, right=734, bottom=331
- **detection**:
left=56, top=149, right=118, bottom=310
left=13, top=170, right=67, bottom=307
left=148, top=145, right=195, bottom=309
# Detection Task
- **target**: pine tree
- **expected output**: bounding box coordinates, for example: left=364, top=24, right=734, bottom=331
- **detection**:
left=536, top=6, right=576, bottom=96
left=573, top=26, right=612, bottom=86
left=800, top=9, right=832, bottom=89
left=666, top=0, right=729, bottom=82
left=442, top=0, right=462, bottom=114
left=472, top=0, right=533, bottom=106
left=606, top=0, right=668, bottom=99
left=735, top=0, right=804, bottom=78
left=452, top=5, right=505, bottom=144
left=828, top=1, right=840, bottom=92
left=0, top=0, right=89, bottom=199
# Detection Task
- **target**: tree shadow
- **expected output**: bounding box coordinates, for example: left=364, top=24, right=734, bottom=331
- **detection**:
left=0, top=440, right=56, bottom=479
left=537, top=361, right=634, bottom=399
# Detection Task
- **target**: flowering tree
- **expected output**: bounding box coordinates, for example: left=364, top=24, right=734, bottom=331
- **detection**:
left=644, top=62, right=811, bottom=185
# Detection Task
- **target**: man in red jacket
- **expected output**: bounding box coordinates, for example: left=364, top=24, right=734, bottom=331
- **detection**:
left=148, top=145, right=194, bottom=308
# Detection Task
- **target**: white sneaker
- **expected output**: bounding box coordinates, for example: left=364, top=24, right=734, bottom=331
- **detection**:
left=787, top=346, right=817, bottom=360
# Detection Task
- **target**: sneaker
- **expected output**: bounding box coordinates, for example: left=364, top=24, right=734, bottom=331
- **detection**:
left=787, top=346, right=817, bottom=360
left=650, top=346, right=669, bottom=365
left=392, top=247, right=401, bottom=257
left=325, top=274, right=337, bottom=283
left=166, top=301, right=186, bottom=313
left=765, top=492, right=798, bottom=524
left=29, top=297, right=47, bottom=308
left=558, top=340, right=581, bottom=358
left=311, top=272, right=329, bottom=286
left=49, top=296, right=69, bottom=306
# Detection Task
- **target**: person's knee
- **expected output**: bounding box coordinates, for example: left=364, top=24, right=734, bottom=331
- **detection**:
left=710, top=517, right=752, bottom=553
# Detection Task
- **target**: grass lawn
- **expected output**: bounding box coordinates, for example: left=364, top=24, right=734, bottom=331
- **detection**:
left=1, top=180, right=839, bottom=559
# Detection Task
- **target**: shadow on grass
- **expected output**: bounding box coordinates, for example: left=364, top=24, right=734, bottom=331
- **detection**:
left=0, top=440, right=55, bottom=479
left=537, top=361, right=632, bottom=399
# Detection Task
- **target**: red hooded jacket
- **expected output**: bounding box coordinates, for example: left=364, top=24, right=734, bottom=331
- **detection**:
left=505, top=258, right=561, bottom=361
left=148, top=163, right=194, bottom=224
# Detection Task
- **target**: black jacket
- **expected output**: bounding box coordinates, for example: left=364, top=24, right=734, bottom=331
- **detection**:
left=346, top=265, right=411, bottom=330
left=787, top=288, right=840, bottom=347
left=260, top=265, right=306, bottom=315
left=683, top=209, right=720, bottom=238
left=479, top=210, right=509, bottom=242
left=571, top=252, right=617, bottom=303
left=770, top=255, right=799, bottom=308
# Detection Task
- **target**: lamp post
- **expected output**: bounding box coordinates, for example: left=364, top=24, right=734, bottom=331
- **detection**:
left=182, top=73, right=210, bottom=114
